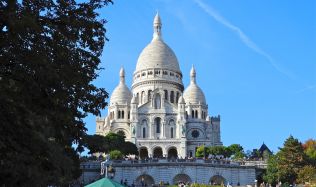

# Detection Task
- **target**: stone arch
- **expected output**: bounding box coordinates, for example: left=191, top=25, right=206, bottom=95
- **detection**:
left=139, top=147, right=148, bottom=159
left=173, top=173, right=192, bottom=184
left=153, top=146, right=163, bottom=158
left=136, top=174, right=155, bottom=187
left=114, top=128, right=129, bottom=138
left=167, top=146, right=178, bottom=159
left=209, top=175, right=226, bottom=185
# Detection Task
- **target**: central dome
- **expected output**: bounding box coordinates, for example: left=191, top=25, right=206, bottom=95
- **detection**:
left=135, top=13, right=181, bottom=74
left=135, top=39, right=181, bottom=73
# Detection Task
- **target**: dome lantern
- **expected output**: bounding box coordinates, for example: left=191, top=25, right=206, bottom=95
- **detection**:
left=153, top=11, right=162, bottom=40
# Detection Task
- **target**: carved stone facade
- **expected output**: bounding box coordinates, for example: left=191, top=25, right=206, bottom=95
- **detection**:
left=96, top=13, right=222, bottom=158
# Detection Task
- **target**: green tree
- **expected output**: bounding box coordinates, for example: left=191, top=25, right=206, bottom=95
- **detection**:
left=303, top=139, right=316, bottom=165
left=84, top=134, right=109, bottom=154
left=208, top=146, right=228, bottom=157
left=277, top=136, right=307, bottom=184
left=297, top=165, right=316, bottom=184
left=227, top=144, right=245, bottom=159
left=0, top=0, right=112, bottom=186
left=109, top=150, right=123, bottom=160
left=196, top=145, right=206, bottom=158
left=105, top=132, right=125, bottom=151
left=84, top=133, right=138, bottom=156
left=263, top=154, right=279, bottom=186
left=121, top=141, right=138, bottom=155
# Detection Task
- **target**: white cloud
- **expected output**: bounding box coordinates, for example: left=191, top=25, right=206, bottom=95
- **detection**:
left=194, top=0, right=294, bottom=79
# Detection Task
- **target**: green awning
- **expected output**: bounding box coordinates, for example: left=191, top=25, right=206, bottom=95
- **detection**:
left=85, top=178, right=125, bottom=187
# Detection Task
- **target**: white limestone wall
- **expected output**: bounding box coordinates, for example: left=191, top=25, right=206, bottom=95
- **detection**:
left=113, top=165, right=256, bottom=186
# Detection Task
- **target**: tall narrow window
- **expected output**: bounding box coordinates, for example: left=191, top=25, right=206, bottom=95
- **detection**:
left=148, top=90, right=152, bottom=100
left=128, top=111, right=130, bottom=119
left=141, top=91, right=145, bottom=104
left=154, top=94, right=161, bottom=109
left=171, top=127, right=174, bottom=138
left=176, top=92, right=180, bottom=104
left=122, top=110, right=125, bottom=119
left=191, top=110, right=194, bottom=118
left=155, top=117, right=161, bottom=133
left=136, top=93, right=139, bottom=103
left=164, top=90, right=168, bottom=101
left=195, top=110, right=198, bottom=119
left=118, top=111, right=121, bottom=119
left=143, top=127, right=146, bottom=138
left=170, top=91, right=174, bottom=103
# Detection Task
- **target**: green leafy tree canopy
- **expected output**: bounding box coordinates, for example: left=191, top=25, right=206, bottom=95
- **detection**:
left=0, top=0, right=112, bottom=186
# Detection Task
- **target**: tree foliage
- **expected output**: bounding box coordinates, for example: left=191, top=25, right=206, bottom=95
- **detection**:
left=84, top=133, right=138, bottom=156
left=303, top=139, right=316, bottom=163
left=195, top=144, right=245, bottom=159
left=264, top=136, right=315, bottom=185
left=263, top=155, right=279, bottom=186
left=277, top=136, right=307, bottom=184
left=297, top=165, right=316, bottom=184
left=0, top=0, right=112, bottom=186
left=109, top=150, right=123, bottom=160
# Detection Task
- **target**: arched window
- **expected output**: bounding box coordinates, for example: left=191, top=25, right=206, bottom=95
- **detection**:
left=118, top=111, right=121, bottom=119
left=143, top=127, right=146, bottom=138
left=122, top=110, right=125, bottom=119
left=154, top=93, right=161, bottom=109
left=155, top=117, right=161, bottom=133
left=176, top=92, right=180, bottom=104
left=170, top=91, right=174, bottom=103
left=128, top=111, right=130, bottom=119
left=142, top=119, right=147, bottom=138
left=171, top=127, right=174, bottom=138
left=185, top=111, right=188, bottom=119
left=191, top=110, right=194, bottom=118
left=148, top=90, right=152, bottom=100
left=195, top=110, right=198, bottom=119
left=164, top=90, right=168, bottom=101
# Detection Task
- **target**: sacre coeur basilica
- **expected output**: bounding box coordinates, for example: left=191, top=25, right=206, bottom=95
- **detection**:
left=96, top=13, right=222, bottom=159
left=84, top=13, right=257, bottom=186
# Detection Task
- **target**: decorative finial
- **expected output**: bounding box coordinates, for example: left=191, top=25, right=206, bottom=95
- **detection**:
left=119, top=67, right=125, bottom=83
left=153, top=11, right=162, bottom=40
left=190, top=65, right=196, bottom=84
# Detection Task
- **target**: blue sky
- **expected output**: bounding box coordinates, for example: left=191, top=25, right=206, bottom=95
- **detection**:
left=84, top=0, right=316, bottom=153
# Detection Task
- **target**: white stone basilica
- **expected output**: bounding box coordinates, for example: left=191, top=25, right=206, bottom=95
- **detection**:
left=96, top=13, right=222, bottom=159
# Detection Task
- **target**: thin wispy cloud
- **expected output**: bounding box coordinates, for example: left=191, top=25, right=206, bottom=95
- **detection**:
left=194, top=0, right=294, bottom=79
left=295, top=84, right=316, bottom=94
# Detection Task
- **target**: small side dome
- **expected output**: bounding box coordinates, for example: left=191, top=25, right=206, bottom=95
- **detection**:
left=178, top=95, right=185, bottom=104
left=183, top=65, right=206, bottom=105
left=110, top=67, right=132, bottom=105
left=183, top=84, right=206, bottom=105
